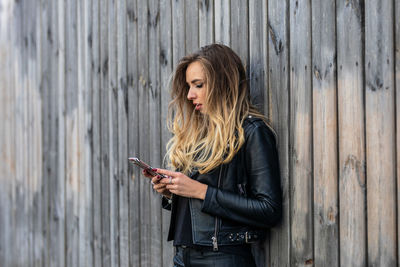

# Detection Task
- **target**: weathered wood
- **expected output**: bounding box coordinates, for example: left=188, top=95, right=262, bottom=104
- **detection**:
left=148, top=0, right=163, bottom=266
left=65, top=0, right=79, bottom=265
left=289, top=0, right=313, bottom=266
left=230, top=0, right=248, bottom=66
left=159, top=0, right=174, bottom=265
left=126, top=0, right=141, bottom=265
left=172, top=0, right=185, bottom=66
left=311, top=1, right=339, bottom=267
left=396, top=0, right=400, bottom=265
left=91, top=0, right=103, bottom=266
left=116, top=0, right=129, bottom=266
left=138, top=1, right=151, bottom=266
left=268, top=0, right=290, bottom=266
left=99, top=0, right=111, bottom=265
left=337, top=0, right=366, bottom=266
left=365, top=0, right=397, bottom=266
left=108, top=0, right=119, bottom=265
left=214, top=0, right=230, bottom=45
left=249, top=1, right=268, bottom=266
left=199, top=0, right=214, bottom=47
left=185, top=0, right=198, bottom=53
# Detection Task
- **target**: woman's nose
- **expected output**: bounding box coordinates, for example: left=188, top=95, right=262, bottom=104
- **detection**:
left=187, top=87, right=196, bottom=100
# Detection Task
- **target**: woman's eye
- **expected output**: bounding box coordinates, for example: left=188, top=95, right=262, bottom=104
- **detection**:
left=195, top=83, right=203, bottom=88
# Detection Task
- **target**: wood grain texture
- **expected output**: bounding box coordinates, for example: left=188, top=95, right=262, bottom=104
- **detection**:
left=172, top=0, right=185, bottom=66
left=137, top=1, right=151, bottom=266
left=289, top=0, right=313, bottom=266
left=337, top=0, right=367, bottom=266
left=214, top=0, right=230, bottom=45
left=159, top=0, right=174, bottom=265
left=365, top=0, right=397, bottom=266
left=116, top=0, right=129, bottom=266
left=396, top=0, right=400, bottom=265
left=311, top=1, right=339, bottom=266
left=91, top=0, right=103, bottom=265
left=199, top=0, right=214, bottom=47
left=230, top=0, right=248, bottom=66
left=268, top=0, right=290, bottom=266
left=185, top=0, right=198, bottom=53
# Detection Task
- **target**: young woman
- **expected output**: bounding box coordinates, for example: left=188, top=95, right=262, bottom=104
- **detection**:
left=143, top=44, right=282, bottom=266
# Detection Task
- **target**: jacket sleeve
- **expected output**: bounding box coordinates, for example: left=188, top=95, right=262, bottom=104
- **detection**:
left=201, top=124, right=282, bottom=228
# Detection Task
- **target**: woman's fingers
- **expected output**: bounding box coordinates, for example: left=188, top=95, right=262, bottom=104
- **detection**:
left=153, top=168, right=180, bottom=177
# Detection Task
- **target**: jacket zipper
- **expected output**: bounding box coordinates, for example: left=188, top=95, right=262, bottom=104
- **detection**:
left=212, top=166, right=223, bottom=251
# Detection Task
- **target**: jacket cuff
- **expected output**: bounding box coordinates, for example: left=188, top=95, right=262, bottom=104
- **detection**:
left=201, top=185, right=217, bottom=213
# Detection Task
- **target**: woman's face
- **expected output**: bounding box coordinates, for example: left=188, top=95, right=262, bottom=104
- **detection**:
left=186, top=61, right=207, bottom=114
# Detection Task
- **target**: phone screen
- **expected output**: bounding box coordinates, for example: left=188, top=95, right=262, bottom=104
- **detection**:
left=128, top=157, right=167, bottom=178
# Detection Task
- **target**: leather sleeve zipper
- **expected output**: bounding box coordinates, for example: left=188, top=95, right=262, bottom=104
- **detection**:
left=212, top=166, right=223, bottom=251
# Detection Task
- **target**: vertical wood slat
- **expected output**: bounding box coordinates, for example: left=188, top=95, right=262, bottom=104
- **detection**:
left=116, top=0, right=129, bottom=266
left=268, top=0, right=290, bottom=266
left=148, top=0, right=163, bottom=266
left=249, top=1, right=268, bottom=266
left=230, top=0, right=248, bottom=66
left=289, top=0, right=313, bottom=266
left=396, top=0, right=400, bottom=265
left=91, top=0, right=103, bottom=265
left=137, top=1, right=151, bottom=266
left=159, top=0, right=174, bottom=265
left=199, top=0, right=214, bottom=47
left=214, top=0, right=230, bottom=45
left=337, top=0, right=367, bottom=266
left=365, top=0, right=397, bottom=266
left=172, top=0, right=185, bottom=66
left=126, top=0, right=140, bottom=266
left=108, top=0, right=119, bottom=265
left=185, top=0, right=198, bottom=53
left=311, top=1, right=339, bottom=267
left=99, top=0, right=111, bottom=265
left=65, top=0, right=79, bottom=265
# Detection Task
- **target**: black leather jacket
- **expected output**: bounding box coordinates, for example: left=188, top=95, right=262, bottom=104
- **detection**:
left=162, top=117, right=282, bottom=250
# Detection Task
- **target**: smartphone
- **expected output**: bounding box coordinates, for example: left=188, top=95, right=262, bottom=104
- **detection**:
left=128, top=157, right=167, bottom=179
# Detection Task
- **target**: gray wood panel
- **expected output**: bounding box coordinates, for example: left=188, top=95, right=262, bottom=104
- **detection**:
left=365, top=0, right=397, bottom=266
left=1, top=1, right=400, bottom=266
left=289, top=0, right=313, bottom=266
left=311, top=1, right=339, bottom=266
left=268, top=0, right=290, bottom=266
left=337, top=0, right=367, bottom=266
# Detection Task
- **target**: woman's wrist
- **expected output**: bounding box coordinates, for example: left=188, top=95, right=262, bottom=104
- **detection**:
left=197, top=184, right=208, bottom=200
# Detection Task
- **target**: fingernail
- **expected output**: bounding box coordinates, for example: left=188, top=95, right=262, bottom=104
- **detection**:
left=157, top=175, right=161, bottom=178
left=152, top=168, right=157, bottom=172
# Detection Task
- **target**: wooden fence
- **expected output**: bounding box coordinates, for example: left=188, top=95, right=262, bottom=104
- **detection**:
left=0, top=0, right=399, bottom=266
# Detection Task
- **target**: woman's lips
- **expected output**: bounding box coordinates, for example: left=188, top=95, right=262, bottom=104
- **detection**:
left=195, top=104, right=202, bottom=110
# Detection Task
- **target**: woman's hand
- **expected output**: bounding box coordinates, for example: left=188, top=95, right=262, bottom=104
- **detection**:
left=154, top=168, right=208, bottom=200
left=142, top=169, right=172, bottom=199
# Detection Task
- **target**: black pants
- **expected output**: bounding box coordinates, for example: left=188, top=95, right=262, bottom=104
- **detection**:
left=173, top=246, right=257, bottom=267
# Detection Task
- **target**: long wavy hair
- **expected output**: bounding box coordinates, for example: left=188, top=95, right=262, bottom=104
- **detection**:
left=166, top=44, right=268, bottom=174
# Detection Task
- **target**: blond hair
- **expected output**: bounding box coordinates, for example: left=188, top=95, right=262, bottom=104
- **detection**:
left=167, top=44, right=268, bottom=174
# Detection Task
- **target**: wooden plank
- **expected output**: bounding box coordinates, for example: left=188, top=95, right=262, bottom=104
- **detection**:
left=172, top=0, right=185, bottom=66
left=249, top=1, right=268, bottom=266
left=99, top=0, right=111, bottom=265
left=108, top=0, right=119, bottom=265
left=91, top=0, right=103, bottom=266
left=64, top=0, right=80, bottom=265
left=336, top=0, right=366, bottom=266
left=0, top=2, right=16, bottom=265
left=148, top=0, right=163, bottom=266
left=116, top=0, right=129, bottom=266
left=214, top=0, right=230, bottom=45
left=289, top=0, right=313, bottom=266
left=185, top=0, right=198, bottom=53
left=138, top=1, right=151, bottom=266
left=159, top=0, right=174, bottom=265
left=365, top=0, right=397, bottom=266
left=230, top=0, right=248, bottom=67
left=311, top=1, right=338, bottom=266
left=126, top=0, right=140, bottom=266
left=199, top=0, right=214, bottom=47
left=267, top=0, right=290, bottom=266
left=396, top=0, right=400, bottom=265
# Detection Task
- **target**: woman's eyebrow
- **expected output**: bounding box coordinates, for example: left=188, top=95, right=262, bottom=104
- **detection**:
left=190, top=79, right=203, bottom=84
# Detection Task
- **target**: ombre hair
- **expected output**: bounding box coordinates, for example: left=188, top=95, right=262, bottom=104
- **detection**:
left=166, top=44, right=269, bottom=175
